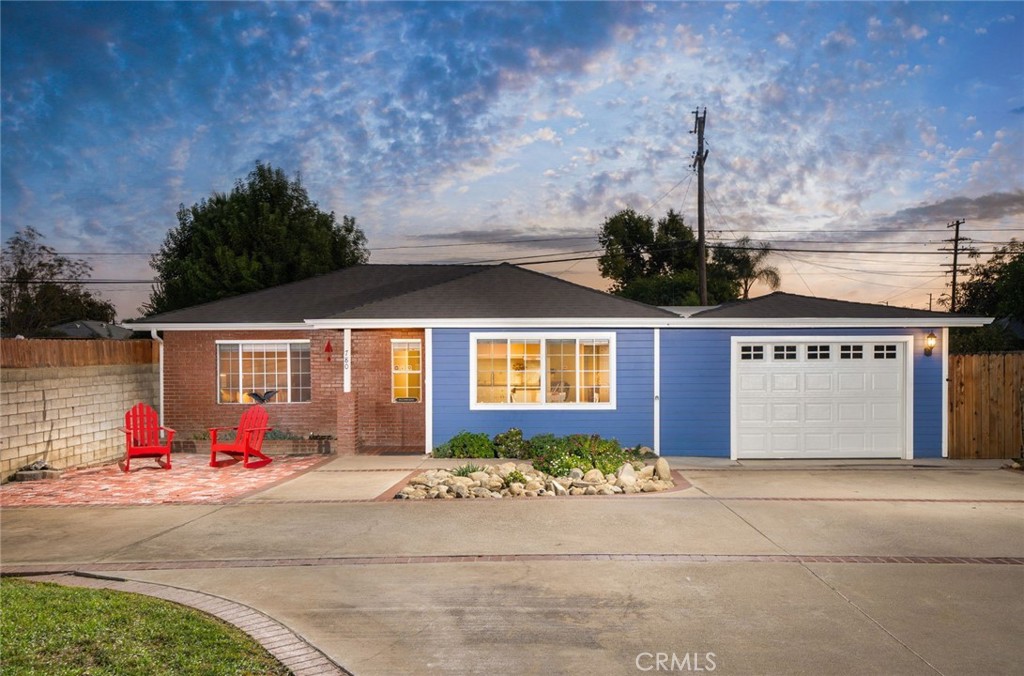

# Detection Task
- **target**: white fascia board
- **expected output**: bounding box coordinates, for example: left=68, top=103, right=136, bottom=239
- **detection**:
left=678, top=317, right=993, bottom=329
left=131, top=315, right=993, bottom=331
left=307, top=316, right=993, bottom=330
left=124, top=322, right=310, bottom=331
left=306, top=317, right=679, bottom=329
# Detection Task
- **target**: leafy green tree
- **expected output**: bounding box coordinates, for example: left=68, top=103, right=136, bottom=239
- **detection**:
left=946, top=239, right=1023, bottom=354
left=597, top=208, right=739, bottom=305
left=714, top=236, right=781, bottom=299
left=146, top=162, right=368, bottom=315
left=948, top=239, right=1023, bottom=319
left=1, top=227, right=116, bottom=337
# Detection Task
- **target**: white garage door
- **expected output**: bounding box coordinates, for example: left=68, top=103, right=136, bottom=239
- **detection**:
left=733, top=339, right=908, bottom=459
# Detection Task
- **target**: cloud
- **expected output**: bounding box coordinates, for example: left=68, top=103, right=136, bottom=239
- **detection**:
left=821, top=28, right=857, bottom=54
left=876, top=191, right=1024, bottom=229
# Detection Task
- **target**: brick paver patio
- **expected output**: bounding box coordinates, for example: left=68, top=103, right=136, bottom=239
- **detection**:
left=0, top=453, right=328, bottom=507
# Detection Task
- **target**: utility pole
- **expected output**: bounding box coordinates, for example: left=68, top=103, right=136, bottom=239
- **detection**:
left=691, top=107, right=709, bottom=305
left=940, top=219, right=969, bottom=312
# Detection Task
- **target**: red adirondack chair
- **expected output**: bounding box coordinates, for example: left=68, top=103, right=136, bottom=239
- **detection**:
left=120, top=403, right=174, bottom=472
left=209, top=405, right=273, bottom=469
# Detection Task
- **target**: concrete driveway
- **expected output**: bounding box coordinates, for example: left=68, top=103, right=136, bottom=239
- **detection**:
left=2, top=458, right=1022, bottom=675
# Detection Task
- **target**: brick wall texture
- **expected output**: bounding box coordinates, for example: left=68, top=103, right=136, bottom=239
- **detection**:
left=163, top=329, right=425, bottom=454
left=1, top=364, right=159, bottom=481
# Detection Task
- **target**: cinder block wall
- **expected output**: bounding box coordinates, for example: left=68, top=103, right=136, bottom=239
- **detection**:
left=0, top=364, right=159, bottom=481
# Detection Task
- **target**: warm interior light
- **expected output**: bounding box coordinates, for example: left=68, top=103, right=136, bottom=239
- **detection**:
left=924, top=331, right=937, bottom=356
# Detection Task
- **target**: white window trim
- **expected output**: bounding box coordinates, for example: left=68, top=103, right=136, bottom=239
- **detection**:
left=391, top=338, right=422, bottom=403
left=469, top=332, right=617, bottom=411
left=215, top=339, right=311, bottom=405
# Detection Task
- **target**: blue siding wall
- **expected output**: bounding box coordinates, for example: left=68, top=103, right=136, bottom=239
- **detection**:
left=659, top=329, right=732, bottom=456
left=431, top=329, right=655, bottom=448
left=658, top=327, right=945, bottom=458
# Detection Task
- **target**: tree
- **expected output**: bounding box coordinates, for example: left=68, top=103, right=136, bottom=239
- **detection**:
left=714, top=236, right=781, bottom=299
left=948, top=239, right=1023, bottom=319
left=597, top=208, right=739, bottom=305
left=945, top=239, right=1024, bottom=354
left=0, top=227, right=116, bottom=337
left=146, top=162, right=369, bottom=315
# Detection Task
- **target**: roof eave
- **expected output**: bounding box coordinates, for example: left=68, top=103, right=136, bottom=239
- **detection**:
left=123, top=321, right=310, bottom=332
left=126, top=316, right=993, bottom=331
left=678, top=316, right=993, bottom=328
left=306, top=317, right=678, bottom=329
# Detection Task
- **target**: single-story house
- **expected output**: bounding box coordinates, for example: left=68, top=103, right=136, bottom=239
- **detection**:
left=49, top=320, right=134, bottom=340
left=127, top=263, right=989, bottom=459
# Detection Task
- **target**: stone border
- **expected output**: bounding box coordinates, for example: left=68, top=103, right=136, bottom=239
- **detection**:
left=13, top=572, right=350, bottom=676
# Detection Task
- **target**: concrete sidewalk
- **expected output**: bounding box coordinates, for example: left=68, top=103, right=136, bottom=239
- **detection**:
left=2, top=458, right=1022, bottom=675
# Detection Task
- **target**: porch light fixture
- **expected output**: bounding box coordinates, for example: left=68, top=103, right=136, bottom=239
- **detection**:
left=924, top=331, right=937, bottom=357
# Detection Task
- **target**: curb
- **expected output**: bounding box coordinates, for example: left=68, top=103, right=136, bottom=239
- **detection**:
left=15, top=572, right=351, bottom=676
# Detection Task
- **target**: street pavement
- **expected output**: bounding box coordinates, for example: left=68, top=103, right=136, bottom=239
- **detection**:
left=2, top=456, right=1022, bottom=675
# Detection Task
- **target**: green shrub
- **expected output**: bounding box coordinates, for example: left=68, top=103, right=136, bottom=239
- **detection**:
left=534, top=451, right=593, bottom=478
left=528, top=433, right=572, bottom=457
left=452, top=462, right=485, bottom=477
left=503, top=469, right=528, bottom=487
left=531, top=434, right=641, bottom=477
left=433, top=431, right=496, bottom=459
left=493, top=428, right=531, bottom=459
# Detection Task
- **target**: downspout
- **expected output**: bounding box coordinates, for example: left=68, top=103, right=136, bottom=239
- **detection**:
left=150, top=330, right=165, bottom=430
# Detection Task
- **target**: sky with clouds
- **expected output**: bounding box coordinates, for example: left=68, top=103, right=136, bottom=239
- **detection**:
left=2, top=1, right=1022, bottom=319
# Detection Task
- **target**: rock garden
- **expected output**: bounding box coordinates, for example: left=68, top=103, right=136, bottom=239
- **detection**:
left=396, top=428, right=676, bottom=500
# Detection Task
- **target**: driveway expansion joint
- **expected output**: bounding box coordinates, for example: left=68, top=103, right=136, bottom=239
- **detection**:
left=3, top=554, right=1022, bottom=577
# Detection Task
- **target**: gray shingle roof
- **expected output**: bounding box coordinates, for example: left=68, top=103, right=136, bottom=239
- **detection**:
left=691, top=291, right=967, bottom=320
left=135, top=263, right=676, bottom=324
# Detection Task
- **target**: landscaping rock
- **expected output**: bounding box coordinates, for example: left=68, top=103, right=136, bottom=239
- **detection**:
left=569, top=468, right=585, bottom=480
left=616, top=463, right=637, bottom=487
left=395, top=460, right=674, bottom=500
left=655, top=457, right=672, bottom=481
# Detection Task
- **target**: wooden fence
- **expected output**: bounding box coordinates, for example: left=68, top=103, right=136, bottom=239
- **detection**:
left=948, top=352, right=1024, bottom=459
left=0, top=339, right=159, bottom=369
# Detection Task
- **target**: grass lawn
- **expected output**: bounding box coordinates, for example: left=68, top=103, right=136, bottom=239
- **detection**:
left=1, top=577, right=290, bottom=675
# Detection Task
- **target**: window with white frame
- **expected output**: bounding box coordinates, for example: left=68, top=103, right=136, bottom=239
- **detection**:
left=740, top=345, right=765, bottom=360
left=840, top=344, right=864, bottom=360
left=216, top=341, right=310, bottom=404
left=773, top=345, right=797, bottom=361
left=807, top=345, right=831, bottom=360
left=874, top=344, right=898, bottom=360
left=472, top=334, right=613, bottom=407
left=392, top=339, right=422, bottom=402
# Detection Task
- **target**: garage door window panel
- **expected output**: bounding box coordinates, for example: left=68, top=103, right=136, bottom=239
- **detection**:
left=773, top=345, right=797, bottom=361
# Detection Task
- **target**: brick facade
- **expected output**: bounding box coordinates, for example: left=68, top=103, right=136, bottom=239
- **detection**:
left=162, top=328, right=425, bottom=454
left=351, top=329, right=425, bottom=450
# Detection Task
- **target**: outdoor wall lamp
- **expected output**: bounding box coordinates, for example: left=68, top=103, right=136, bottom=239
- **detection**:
left=924, top=331, right=938, bottom=356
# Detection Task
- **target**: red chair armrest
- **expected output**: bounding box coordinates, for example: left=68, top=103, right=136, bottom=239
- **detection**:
left=209, top=426, right=239, bottom=445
